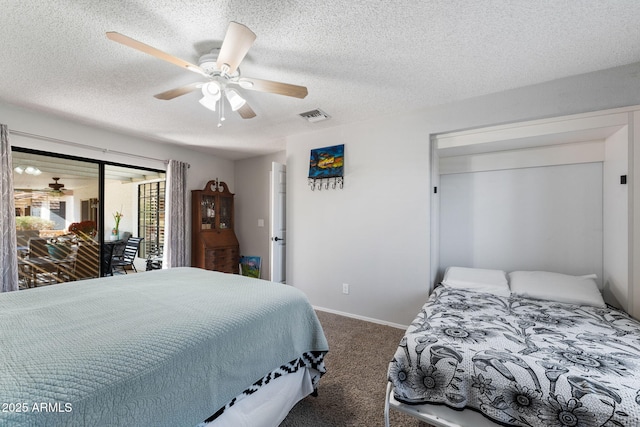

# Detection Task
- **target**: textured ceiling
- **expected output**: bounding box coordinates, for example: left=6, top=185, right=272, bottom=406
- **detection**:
left=2, top=1, right=640, bottom=160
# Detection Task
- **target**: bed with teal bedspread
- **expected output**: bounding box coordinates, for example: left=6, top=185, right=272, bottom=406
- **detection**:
left=0, top=267, right=328, bottom=426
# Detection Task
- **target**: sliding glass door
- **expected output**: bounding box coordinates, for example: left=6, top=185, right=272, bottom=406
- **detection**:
left=12, top=148, right=165, bottom=288
left=103, top=164, right=165, bottom=270
left=13, top=150, right=100, bottom=287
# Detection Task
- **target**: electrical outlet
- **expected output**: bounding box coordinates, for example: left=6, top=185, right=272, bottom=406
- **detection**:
left=342, top=283, right=349, bottom=294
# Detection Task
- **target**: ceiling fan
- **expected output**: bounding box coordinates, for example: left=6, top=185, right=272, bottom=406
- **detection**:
left=48, top=177, right=66, bottom=197
left=15, top=178, right=72, bottom=198
left=106, top=22, right=308, bottom=126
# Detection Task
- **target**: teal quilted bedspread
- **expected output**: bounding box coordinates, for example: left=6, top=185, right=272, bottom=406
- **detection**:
left=0, top=267, right=328, bottom=426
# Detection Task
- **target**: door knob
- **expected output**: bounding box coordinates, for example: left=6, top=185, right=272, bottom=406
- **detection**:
left=273, top=236, right=283, bottom=242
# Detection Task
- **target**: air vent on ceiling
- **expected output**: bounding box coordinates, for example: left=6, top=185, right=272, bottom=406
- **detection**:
left=299, top=108, right=331, bottom=123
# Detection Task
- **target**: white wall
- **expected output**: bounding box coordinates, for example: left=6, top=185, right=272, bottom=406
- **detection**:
left=439, top=163, right=604, bottom=282
left=286, top=61, right=640, bottom=326
left=286, top=117, right=431, bottom=327
left=103, top=180, right=135, bottom=239
left=71, top=184, right=98, bottom=225
left=1, top=100, right=235, bottom=262
left=234, top=151, right=286, bottom=280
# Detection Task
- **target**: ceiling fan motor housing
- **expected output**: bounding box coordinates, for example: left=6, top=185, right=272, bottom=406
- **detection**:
left=199, top=49, right=240, bottom=79
left=198, top=51, right=219, bottom=75
left=49, top=177, right=65, bottom=190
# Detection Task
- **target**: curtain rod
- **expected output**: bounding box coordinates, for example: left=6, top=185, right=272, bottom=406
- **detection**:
left=8, top=129, right=183, bottom=166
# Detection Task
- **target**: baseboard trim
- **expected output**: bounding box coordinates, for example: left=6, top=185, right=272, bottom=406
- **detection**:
left=313, top=306, right=408, bottom=330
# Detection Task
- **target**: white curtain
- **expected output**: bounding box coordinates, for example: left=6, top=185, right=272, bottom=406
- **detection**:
left=162, top=159, right=188, bottom=268
left=0, top=125, right=19, bottom=292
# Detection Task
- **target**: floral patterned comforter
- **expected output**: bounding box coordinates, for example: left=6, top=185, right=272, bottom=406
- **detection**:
left=388, top=286, right=640, bottom=426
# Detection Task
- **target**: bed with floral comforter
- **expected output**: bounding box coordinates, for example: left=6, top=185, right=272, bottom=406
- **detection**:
left=387, top=286, right=640, bottom=426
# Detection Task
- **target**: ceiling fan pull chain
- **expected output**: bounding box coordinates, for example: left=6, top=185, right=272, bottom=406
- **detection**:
left=221, top=90, right=225, bottom=122
left=217, top=92, right=223, bottom=128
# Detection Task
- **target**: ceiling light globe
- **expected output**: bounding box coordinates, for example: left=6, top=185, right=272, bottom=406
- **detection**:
left=199, top=96, right=218, bottom=111
left=225, top=89, right=246, bottom=111
left=201, top=81, right=221, bottom=100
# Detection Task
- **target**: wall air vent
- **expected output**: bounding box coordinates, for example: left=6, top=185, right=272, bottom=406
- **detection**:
left=299, top=108, right=331, bottom=123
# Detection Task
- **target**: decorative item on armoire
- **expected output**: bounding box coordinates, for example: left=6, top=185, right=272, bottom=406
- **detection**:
left=308, top=144, right=344, bottom=190
left=191, top=179, right=239, bottom=274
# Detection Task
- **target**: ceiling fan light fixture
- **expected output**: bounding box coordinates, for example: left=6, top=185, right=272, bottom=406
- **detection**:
left=201, top=81, right=221, bottom=99
left=199, top=95, right=218, bottom=111
left=29, top=167, right=42, bottom=176
left=48, top=177, right=65, bottom=197
left=199, top=81, right=222, bottom=111
left=225, top=88, right=246, bottom=111
left=16, top=166, right=42, bottom=175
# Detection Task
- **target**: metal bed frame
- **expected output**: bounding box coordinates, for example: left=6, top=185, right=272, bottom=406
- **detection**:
left=384, top=382, right=500, bottom=427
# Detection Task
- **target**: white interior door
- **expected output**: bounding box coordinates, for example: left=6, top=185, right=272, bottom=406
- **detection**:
left=270, top=162, right=286, bottom=283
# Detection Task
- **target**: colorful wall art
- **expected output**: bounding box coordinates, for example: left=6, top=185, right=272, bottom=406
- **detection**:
left=239, top=255, right=261, bottom=278
left=308, top=144, right=344, bottom=179
left=308, top=144, right=345, bottom=190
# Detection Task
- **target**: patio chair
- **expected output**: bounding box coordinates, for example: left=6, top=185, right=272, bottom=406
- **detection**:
left=145, top=244, right=163, bottom=271
left=111, top=237, right=144, bottom=274
left=59, top=243, right=99, bottom=281
left=26, top=237, right=58, bottom=285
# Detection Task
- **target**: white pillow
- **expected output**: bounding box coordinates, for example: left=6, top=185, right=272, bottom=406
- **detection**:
left=441, top=266, right=510, bottom=297
left=509, top=270, right=605, bottom=307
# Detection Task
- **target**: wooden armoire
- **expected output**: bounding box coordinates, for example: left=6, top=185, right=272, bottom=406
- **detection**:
left=191, top=180, right=239, bottom=274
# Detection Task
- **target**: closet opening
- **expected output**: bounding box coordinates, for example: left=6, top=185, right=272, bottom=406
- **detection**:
left=431, top=106, right=638, bottom=316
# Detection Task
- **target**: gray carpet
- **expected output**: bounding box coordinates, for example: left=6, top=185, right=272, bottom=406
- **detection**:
left=280, top=310, right=430, bottom=427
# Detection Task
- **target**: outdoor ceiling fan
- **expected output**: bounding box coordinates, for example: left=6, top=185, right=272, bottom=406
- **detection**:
left=16, top=178, right=71, bottom=198
left=48, top=177, right=66, bottom=197
left=106, top=22, right=308, bottom=126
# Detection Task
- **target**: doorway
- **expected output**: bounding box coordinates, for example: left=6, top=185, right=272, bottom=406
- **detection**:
left=270, top=162, right=286, bottom=283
